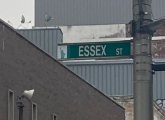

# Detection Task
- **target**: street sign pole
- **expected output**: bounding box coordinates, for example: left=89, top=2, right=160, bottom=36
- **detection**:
left=133, top=0, right=153, bottom=120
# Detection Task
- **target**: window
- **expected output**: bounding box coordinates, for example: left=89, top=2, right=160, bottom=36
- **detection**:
left=8, top=89, right=14, bottom=120
left=32, top=103, right=37, bottom=120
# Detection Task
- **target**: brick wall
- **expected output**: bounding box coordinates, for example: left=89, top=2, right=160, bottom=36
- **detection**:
left=112, top=96, right=165, bottom=120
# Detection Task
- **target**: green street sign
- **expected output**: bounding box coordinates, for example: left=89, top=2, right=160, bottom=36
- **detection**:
left=58, top=41, right=131, bottom=59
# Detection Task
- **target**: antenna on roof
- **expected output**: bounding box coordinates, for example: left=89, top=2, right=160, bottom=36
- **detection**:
left=44, top=14, right=54, bottom=27
left=45, top=14, right=54, bottom=22
left=17, top=15, right=32, bottom=29
left=21, top=15, right=25, bottom=23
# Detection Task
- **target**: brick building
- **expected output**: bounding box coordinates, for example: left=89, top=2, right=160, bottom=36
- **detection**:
left=112, top=96, right=165, bottom=120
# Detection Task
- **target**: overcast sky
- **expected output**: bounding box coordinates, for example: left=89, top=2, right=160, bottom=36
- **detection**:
left=0, top=0, right=34, bottom=28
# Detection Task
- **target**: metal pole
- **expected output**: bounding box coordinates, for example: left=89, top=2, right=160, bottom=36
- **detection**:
left=133, top=0, right=153, bottom=120
left=17, top=97, right=24, bottom=120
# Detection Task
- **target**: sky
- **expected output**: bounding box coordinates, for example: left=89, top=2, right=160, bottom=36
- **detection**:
left=0, top=0, right=34, bottom=28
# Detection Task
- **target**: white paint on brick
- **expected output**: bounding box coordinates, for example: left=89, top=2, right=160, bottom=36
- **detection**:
left=60, top=24, right=126, bottom=43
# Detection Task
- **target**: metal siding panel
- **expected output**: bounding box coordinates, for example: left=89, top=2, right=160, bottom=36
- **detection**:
left=111, top=65, right=115, bottom=95
left=90, top=65, right=94, bottom=86
left=153, top=73, right=157, bottom=100
left=92, top=65, right=95, bottom=87
left=64, top=60, right=165, bottom=100
left=73, top=66, right=78, bottom=75
left=99, top=65, right=102, bottom=92
left=35, top=0, right=38, bottom=26
left=115, top=65, right=119, bottom=95
left=156, top=72, right=162, bottom=98
left=31, top=30, right=34, bottom=44
left=93, top=65, right=97, bottom=87
left=97, top=65, right=101, bottom=91
left=45, top=30, right=49, bottom=53
left=161, top=72, right=165, bottom=99
left=119, top=65, right=123, bottom=95
left=40, top=30, right=45, bottom=51
left=53, top=30, right=56, bottom=56
left=123, top=64, right=128, bottom=95
left=159, top=72, right=163, bottom=98
left=89, top=65, right=92, bottom=83
left=100, top=65, right=104, bottom=92
left=118, top=64, right=122, bottom=95
left=103, top=65, right=107, bottom=95
left=85, top=65, right=89, bottom=83
left=120, top=65, right=124, bottom=95
left=89, top=65, right=94, bottom=86
left=152, top=0, right=165, bottom=19
left=127, top=64, right=132, bottom=95
left=96, top=65, right=99, bottom=88
left=35, top=0, right=132, bottom=26
left=82, top=66, right=86, bottom=83
left=154, top=72, right=159, bottom=99
left=35, top=0, right=165, bottom=26
left=36, top=30, right=39, bottom=46
left=64, top=61, right=134, bottom=97
left=101, top=65, right=104, bottom=92
left=77, top=65, right=83, bottom=79
left=158, top=71, right=165, bottom=99
left=56, top=30, right=62, bottom=57
left=159, top=72, right=162, bottom=98
left=20, top=31, right=28, bottom=39
left=130, top=64, right=134, bottom=95
left=48, top=30, right=53, bottom=56
left=34, top=30, right=38, bottom=46
left=107, top=65, right=111, bottom=95
left=17, top=28, right=62, bottom=59
left=50, top=31, right=54, bottom=55
left=28, top=31, right=32, bottom=43
left=52, top=30, right=56, bottom=57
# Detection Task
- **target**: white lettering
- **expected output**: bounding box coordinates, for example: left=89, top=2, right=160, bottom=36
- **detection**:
left=96, top=45, right=101, bottom=56
left=101, top=45, right=106, bottom=56
left=78, top=45, right=107, bottom=57
left=84, top=46, right=90, bottom=56
left=79, top=46, right=84, bottom=56
left=116, top=48, right=123, bottom=55
left=90, top=45, right=95, bottom=56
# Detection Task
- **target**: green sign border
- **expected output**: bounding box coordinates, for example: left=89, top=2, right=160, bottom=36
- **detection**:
left=58, top=40, right=132, bottom=60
